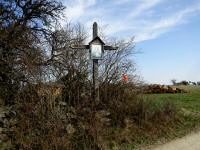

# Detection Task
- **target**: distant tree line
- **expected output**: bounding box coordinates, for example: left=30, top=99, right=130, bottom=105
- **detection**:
left=171, top=79, right=200, bottom=86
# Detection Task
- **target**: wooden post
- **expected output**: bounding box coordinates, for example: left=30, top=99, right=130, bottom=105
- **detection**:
left=92, top=22, right=99, bottom=102
left=93, top=22, right=98, bottom=38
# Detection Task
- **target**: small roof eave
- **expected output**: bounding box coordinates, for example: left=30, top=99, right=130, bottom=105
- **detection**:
left=89, top=36, right=105, bottom=45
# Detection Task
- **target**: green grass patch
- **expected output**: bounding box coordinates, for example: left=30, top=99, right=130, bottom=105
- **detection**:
left=119, top=85, right=200, bottom=150
left=147, top=85, right=200, bottom=112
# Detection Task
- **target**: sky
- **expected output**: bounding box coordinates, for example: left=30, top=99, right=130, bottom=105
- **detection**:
left=61, top=0, right=200, bottom=84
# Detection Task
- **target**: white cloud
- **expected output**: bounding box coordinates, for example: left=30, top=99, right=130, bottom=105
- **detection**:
left=61, top=0, right=200, bottom=43
left=128, top=0, right=164, bottom=18
left=64, top=0, right=96, bottom=22
left=134, top=3, right=200, bottom=42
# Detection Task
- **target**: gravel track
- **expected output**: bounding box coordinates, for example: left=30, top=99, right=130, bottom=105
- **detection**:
left=150, top=130, right=200, bottom=150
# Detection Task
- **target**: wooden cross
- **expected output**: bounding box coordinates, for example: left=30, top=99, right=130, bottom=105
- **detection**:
left=72, top=22, right=118, bottom=102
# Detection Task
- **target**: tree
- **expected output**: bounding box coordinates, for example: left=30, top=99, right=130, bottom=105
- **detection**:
left=180, top=80, right=189, bottom=85
left=0, top=0, right=65, bottom=105
left=171, top=79, right=177, bottom=85
left=99, top=38, right=136, bottom=84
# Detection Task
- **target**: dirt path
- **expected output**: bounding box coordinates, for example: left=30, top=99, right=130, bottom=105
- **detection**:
left=149, top=130, right=200, bottom=150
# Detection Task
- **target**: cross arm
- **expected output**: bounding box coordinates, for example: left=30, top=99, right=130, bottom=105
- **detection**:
left=70, top=45, right=118, bottom=50
left=70, top=45, right=89, bottom=49
left=104, top=45, right=118, bottom=50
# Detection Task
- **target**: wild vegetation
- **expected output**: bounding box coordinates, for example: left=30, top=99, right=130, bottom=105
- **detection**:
left=0, top=0, right=199, bottom=150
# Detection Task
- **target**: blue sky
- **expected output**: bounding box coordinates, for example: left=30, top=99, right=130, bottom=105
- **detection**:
left=61, top=0, right=200, bottom=84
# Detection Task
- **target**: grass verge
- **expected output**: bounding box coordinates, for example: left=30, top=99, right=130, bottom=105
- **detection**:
left=122, top=85, right=200, bottom=150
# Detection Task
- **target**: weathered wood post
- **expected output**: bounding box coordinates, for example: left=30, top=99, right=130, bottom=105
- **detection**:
left=92, top=22, right=99, bottom=102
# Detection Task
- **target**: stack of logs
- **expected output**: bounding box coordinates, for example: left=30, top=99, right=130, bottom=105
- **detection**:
left=144, top=84, right=187, bottom=94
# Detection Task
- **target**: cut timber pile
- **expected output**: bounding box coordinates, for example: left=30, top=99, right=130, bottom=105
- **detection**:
left=144, top=84, right=187, bottom=94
